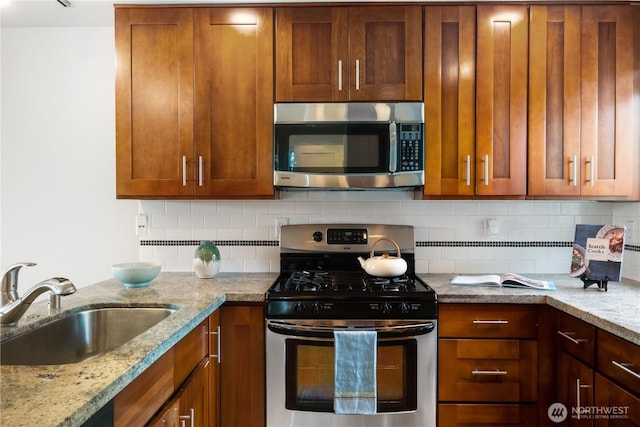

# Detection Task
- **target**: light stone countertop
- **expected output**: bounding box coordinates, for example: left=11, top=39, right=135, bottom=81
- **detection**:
left=1, top=272, right=638, bottom=427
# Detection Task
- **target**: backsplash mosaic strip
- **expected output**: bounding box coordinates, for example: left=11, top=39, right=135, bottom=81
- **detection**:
left=141, top=240, right=279, bottom=247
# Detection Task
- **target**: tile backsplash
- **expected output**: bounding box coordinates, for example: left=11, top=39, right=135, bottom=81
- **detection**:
left=139, top=193, right=640, bottom=282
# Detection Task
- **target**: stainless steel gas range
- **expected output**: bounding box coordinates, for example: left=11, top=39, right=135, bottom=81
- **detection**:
left=265, top=224, right=438, bottom=427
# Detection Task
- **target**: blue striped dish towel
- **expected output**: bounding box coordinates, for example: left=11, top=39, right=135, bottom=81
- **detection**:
left=333, top=330, right=377, bottom=415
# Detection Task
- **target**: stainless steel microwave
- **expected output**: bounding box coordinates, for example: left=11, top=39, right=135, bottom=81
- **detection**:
left=274, top=103, right=424, bottom=190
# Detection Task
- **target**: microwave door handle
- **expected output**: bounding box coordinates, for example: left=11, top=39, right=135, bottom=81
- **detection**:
left=389, top=121, right=397, bottom=173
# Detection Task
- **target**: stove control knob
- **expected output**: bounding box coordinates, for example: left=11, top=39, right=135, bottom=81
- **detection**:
left=294, top=303, right=304, bottom=313
left=400, top=302, right=410, bottom=315
left=312, top=302, right=322, bottom=315
left=312, top=231, right=323, bottom=242
left=381, top=302, right=392, bottom=315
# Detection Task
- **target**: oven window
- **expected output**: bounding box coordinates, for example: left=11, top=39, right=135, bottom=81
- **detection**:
left=285, top=339, right=417, bottom=413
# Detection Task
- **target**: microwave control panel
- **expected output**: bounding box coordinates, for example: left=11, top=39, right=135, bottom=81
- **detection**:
left=398, top=123, right=423, bottom=171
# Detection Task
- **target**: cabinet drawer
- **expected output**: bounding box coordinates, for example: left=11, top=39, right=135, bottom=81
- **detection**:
left=597, top=330, right=640, bottom=395
left=438, top=403, right=537, bottom=426
left=439, top=304, right=538, bottom=339
left=557, top=311, right=596, bottom=366
left=439, top=339, right=537, bottom=402
left=175, top=319, right=208, bottom=389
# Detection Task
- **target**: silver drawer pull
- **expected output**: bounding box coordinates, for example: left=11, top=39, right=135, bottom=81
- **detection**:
left=472, top=369, right=507, bottom=376
left=557, top=330, right=587, bottom=345
left=472, top=320, right=509, bottom=325
left=612, top=360, right=640, bottom=380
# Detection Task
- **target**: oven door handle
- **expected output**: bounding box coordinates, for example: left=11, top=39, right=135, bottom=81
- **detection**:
left=267, top=321, right=436, bottom=339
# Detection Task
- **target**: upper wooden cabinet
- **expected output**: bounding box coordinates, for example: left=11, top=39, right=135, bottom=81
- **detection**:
left=423, top=6, right=476, bottom=197
left=476, top=5, right=529, bottom=196
left=275, top=6, right=422, bottom=102
left=528, top=5, right=637, bottom=199
left=115, top=7, right=274, bottom=199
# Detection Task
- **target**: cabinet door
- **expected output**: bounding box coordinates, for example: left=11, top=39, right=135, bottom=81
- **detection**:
left=194, top=8, right=274, bottom=198
left=594, top=373, right=640, bottom=426
left=557, top=352, right=595, bottom=427
left=476, top=5, right=528, bottom=196
left=349, top=6, right=422, bottom=101
left=528, top=6, right=582, bottom=196
left=180, top=358, right=210, bottom=427
left=220, top=304, right=265, bottom=427
left=439, top=404, right=537, bottom=427
left=209, top=311, right=221, bottom=427
left=275, top=7, right=348, bottom=102
left=148, top=397, right=180, bottom=427
left=580, top=6, right=634, bottom=197
left=423, top=6, right=476, bottom=196
left=115, top=8, right=195, bottom=198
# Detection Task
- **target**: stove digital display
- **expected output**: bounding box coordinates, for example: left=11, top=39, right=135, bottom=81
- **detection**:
left=326, top=228, right=368, bottom=244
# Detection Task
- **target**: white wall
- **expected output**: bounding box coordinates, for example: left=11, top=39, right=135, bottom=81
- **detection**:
left=1, top=26, right=138, bottom=293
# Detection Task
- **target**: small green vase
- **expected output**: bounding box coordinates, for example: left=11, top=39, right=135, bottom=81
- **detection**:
left=193, top=241, right=221, bottom=278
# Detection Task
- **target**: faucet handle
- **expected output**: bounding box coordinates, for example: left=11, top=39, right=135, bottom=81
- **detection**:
left=1, top=262, right=37, bottom=304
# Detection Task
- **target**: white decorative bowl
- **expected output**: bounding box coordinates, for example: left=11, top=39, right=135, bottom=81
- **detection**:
left=112, top=262, right=161, bottom=288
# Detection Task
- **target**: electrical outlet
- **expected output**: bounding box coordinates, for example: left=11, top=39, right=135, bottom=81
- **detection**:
left=625, top=221, right=635, bottom=241
left=136, top=214, right=148, bottom=236
left=275, top=217, right=289, bottom=239
left=485, top=218, right=499, bottom=238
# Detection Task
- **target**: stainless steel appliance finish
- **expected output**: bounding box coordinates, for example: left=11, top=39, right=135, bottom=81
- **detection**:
left=265, top=224, right=437, bottom=427
left=273, top=103, right=424, bottom=190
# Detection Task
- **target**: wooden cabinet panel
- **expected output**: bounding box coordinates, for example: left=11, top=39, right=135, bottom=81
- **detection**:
left=556, top=311, right=596, bottom=367
left=114, top=347, right=175, bottom=427
left=115, top=8, right=195, bottom=198
left=439, top=304, right=538, bottom=339
left=476, top=5, right=528, bottom=196
left=275, top=6, right=421, bottom=102
left=595, top=373, right=640, bottom=426
left=194, top=8, right=274, bottom=198
left=596, top=330, right=640, bottom=395
left=439, top=339, right=537, bottom=402
left=439, top=403, right=537, bottom=426
left=423, top=6, right=476, bottom=197
left=557, top=352, right=595, bottom=427
left=220, top=304, right=265, bottom=427
left=180, top=358, right=210, bottom=427
left=348, top=6, right=422, bottom=101
left=528, top=6, right=582, bottom=196
left=209, top=311, right=221, bottom=427
left=275, top=7, right=348, bottom=101
left=175, top=318, right=208, bottom=389
left=581, top=6, right=635, bottom=197
left=148, top=396, right=180, bottom=427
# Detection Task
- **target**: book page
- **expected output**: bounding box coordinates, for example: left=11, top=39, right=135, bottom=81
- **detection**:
left=450, top=275, right=502, bottom=286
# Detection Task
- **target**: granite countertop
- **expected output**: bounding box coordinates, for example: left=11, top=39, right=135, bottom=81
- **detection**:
left=1, top=272, right=639, bottom=426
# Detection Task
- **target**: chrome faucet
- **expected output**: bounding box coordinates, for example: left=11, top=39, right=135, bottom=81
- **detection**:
left=1, top=263, right=76, bottom=326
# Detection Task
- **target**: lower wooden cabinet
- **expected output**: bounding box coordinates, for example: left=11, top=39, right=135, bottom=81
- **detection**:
left=220, top=303, right=266, bottom=427
left=594, top=373, right=640, bottom=426
left=439, top=403, right=537, bottom=426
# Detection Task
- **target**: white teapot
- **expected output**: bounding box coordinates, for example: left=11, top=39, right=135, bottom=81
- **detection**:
left=357, top=238, right=407, bottom=277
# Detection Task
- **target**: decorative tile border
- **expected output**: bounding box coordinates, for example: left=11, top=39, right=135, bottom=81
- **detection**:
left=140, top=240, right=639, bottom=253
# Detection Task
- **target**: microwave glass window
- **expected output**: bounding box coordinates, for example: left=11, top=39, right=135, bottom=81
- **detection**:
left=289, top=135, right=380, bottom=170
left=285, top=339, right=417, bottom=413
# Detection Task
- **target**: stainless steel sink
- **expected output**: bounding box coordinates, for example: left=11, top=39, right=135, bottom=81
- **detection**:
left=0, top=305, right=177, bottom=365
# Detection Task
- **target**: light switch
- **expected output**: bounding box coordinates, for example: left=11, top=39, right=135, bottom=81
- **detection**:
left=485, top=218, right=499, bottom=237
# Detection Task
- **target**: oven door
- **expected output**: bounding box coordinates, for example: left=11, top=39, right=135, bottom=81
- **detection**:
left=266, top=319, right=436, bottom=427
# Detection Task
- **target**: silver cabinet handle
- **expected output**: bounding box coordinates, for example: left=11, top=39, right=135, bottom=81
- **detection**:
left=338, top=60, right=343, bottom=91
left=210, top=325, right=221, bottom=364
left=182, top=156, right=187, bottom=186
left=389, top=122, right=397, bottom=173
left=612, top=360, right=640, bottom=380
left=557, top=330, right=587, bottom=345
left=576, top=378, right=591, bottom=420
left=472, top=320, right=508, bottom=325
left=483, top=154, right=489, bottom=186
left=569, top=155, right=577, bottom=186
left=472, top=369, right=507, bottom=376
left=465, top=155, right=471, bottom=186
left=587, top=155, right=595, bottom=186
left=355, top=59, right=360, bottom=91
left=198, top=156, right=203, bottom=187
